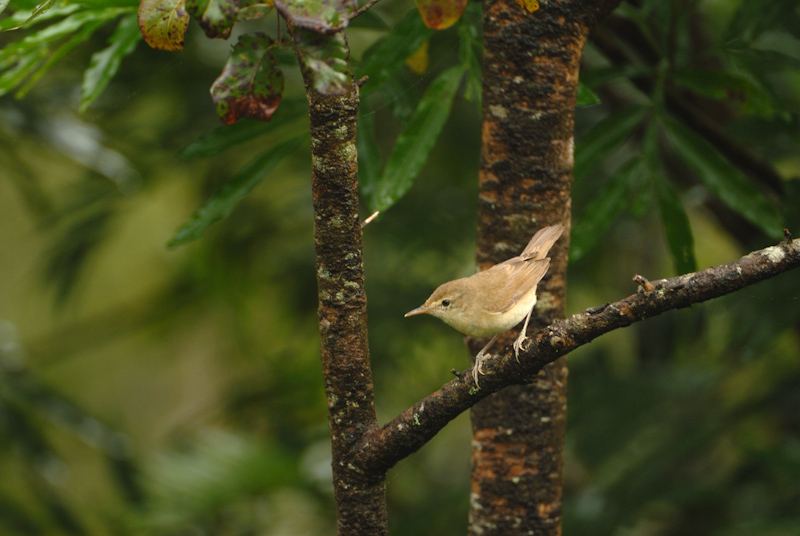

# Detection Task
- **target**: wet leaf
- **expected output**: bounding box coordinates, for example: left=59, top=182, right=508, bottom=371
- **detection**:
left=293, top=28, right=350, bottom=95
left=186, top=0, right=238, bottom=39
left=211, top=32, right=285, bottom=125
left=274, top=0, right=357, bottom=34
left=661, top=115, right=784, bottom=239
left=80, top=14, right=141, bottom=113
left=414, top=0, right=466, bottom=30
left=168, top=135, right=306, bottom=248
left=138, top=0, right=189, bottom=51
left=370, top=65, right=465, bottom=213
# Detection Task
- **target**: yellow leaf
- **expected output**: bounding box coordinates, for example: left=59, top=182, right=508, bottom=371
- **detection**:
left=405, top=41, right=430, bottom=75
left=514, top=0, right=539, bottom=13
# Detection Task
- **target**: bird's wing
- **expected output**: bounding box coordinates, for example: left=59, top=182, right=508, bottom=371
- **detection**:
left=482, top=258, right=550, bottom=313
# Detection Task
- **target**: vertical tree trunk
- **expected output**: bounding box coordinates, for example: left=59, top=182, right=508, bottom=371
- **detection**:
left=300, top=51, right=387, bottom=535
left=469, top=0, right=619, bottom=533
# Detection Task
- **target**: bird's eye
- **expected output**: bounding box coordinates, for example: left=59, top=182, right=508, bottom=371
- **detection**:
left=441, top=299, right=451, bottom=307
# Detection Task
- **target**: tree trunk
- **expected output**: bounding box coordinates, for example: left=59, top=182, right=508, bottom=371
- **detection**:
left=469, top=1, right=619, bottom=533
left=298, top=37, right=387, bottom=535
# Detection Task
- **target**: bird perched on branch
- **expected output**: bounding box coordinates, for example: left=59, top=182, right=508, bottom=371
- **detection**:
left=406, top=225, right=563, bottom=386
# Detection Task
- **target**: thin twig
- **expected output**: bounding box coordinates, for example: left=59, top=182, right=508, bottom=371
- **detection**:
left=352, top=0, right=382, bottom=20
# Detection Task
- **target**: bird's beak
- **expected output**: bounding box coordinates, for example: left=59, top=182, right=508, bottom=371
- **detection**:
left=404, top=305, right=429, bottom=317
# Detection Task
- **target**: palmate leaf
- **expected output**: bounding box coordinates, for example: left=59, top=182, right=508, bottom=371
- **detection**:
left=185, top=0, right=238, bottom=39
left=369, top=65, right=465, bottom=213
left=137, top=0, right=189, bottom=51
left=661, top=115, right=784, bottom=239
left=211, top=32, right=285, bottom=125
left=168, top=135, right=306, bottom=248
left=293, top=28, right=350, bottom=95
left=274, top=0, right=356, bottom=34
left=414, top=0, right=467, bottom=30
left=80, top=13, right=141, bottom=113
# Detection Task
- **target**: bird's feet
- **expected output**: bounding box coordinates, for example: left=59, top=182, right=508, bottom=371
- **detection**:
left=472, top=350, right=492, bottom=387
left=512, top=333, right=528, bottom=362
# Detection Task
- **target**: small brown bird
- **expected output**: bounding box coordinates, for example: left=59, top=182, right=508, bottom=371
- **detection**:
left=405, top=225, right=563, bottom=386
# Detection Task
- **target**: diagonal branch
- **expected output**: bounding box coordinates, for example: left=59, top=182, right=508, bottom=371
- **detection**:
left=355, top=234, right=800, bottom=473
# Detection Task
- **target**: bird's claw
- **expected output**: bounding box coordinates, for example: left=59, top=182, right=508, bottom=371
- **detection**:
left=513, top=334, right=528, bottom=362
left=472, top=351, right=491, bottom=387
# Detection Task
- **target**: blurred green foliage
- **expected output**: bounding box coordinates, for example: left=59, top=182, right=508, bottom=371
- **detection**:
left=1, top=0, right=799, bottom=534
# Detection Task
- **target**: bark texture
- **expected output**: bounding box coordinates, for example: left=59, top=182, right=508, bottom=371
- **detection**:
left=470, top=0, right=620, bottom=533
left=297, top=40, right=386, bottom=535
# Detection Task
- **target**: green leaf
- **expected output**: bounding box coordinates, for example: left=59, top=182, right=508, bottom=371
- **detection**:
left=5, top=0, right=59, bottom=29
left=570, top=158, right=638, bottom=261
left=357, top=110, right=382, bottom=198
left=79, top=14, right=140, bottom=113
left=576, top=82, right=600, bottom=107
left=178, top=98, right=307, bottom=159
left=670, top=68, right=773, bottom=116
left=185, top=0, right=238, bottom=39
left=137, top=0, right=189, bottom=51
left=167, top=135, right=306, bottom=248
left=211, top=32, right=285, bottom=125
left=369, top=65, right=464, bottom=213
left=0, top=4, right=80, bottom=31
left=274, top=0, right=356, bottom=34
left=458, top=16, right=481, bottom=107
left=293, top=28, right=350, bottom=95
left=0, top=7, right=130, bottom=97
left=357, top=8, right=433, bottom=96
left=653, top=176, right=696, bottom=274
left=236, top=0, right=272, bottom=20
left=0, top=48, right=47, bottom=96
left=661, top=115, right=784, bottom=239
left=724, top=0, right=797, bottom=43
left=15, top=18, right=107, bottom=98
left=574, top=106, right=648, bottom=180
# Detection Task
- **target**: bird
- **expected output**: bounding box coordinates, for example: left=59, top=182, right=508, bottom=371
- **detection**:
left=405, top=224, right=563, bottom=386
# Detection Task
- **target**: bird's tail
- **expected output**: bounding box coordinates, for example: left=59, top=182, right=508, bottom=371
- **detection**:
left=520, top=224, right=564, bottom=260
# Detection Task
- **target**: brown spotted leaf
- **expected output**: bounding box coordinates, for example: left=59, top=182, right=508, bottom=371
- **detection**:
left=186, top=0, right=238, bottom=39
left=211, top=33, right=285, bottom=125
left=274, top=0, right=357, bottom=34
left=237, top=0, right=273, bottom=20
left=293, top=28, right=351, bottom=94
left=414, top=0, right=466, bottom=30
left=138, top=0, right=190, bottom=51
